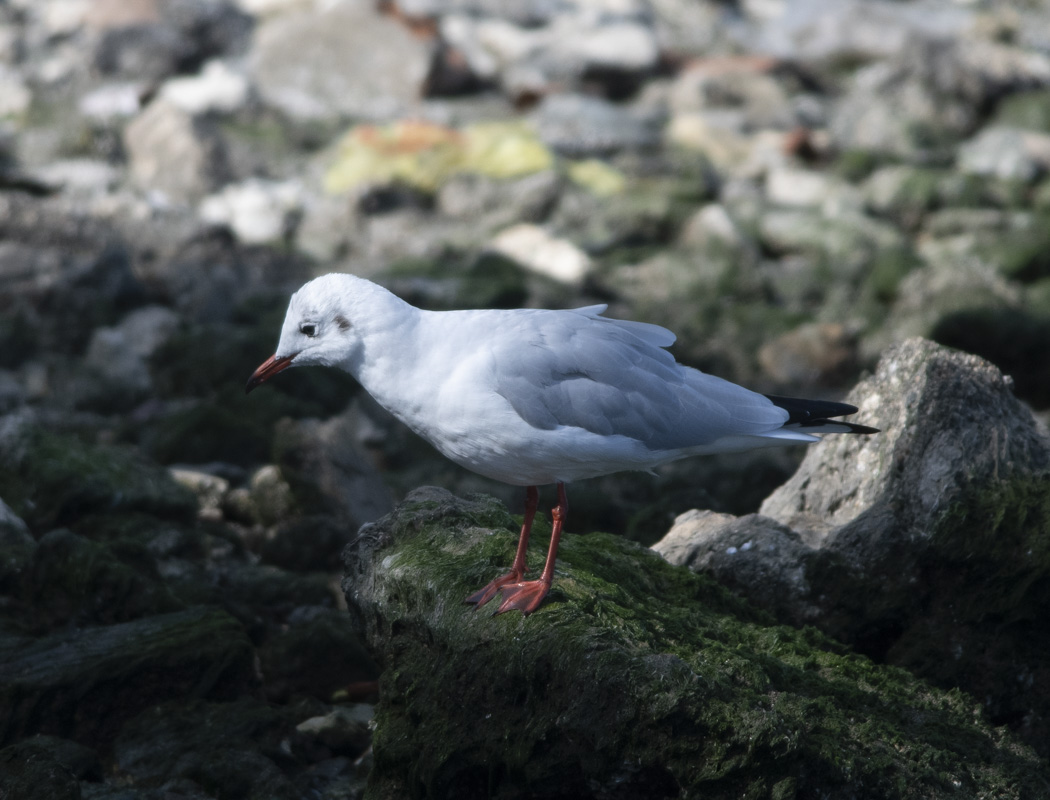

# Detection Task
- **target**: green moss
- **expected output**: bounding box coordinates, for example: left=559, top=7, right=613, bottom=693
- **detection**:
left=350, top=492, right=1047, bottom=799
left=993, top=90, right=1050, bottom=132
left=867, top=245, right=921, bottom=304
left=833, top=149, right=891, bottom=183
left=17, top=529, right=183, bottom=634
left=0, top=428, right=197, bottom=531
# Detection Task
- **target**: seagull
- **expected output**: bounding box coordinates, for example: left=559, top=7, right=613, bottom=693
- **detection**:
left=246, top=273, right=877, bottom=615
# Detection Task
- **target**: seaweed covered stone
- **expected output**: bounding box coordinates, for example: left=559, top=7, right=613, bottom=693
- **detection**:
left=343, top=488, right=1045, bottom=799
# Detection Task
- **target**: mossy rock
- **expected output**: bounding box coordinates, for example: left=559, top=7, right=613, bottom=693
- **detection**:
left=15, top=529, right=183, bottom=634
left=0, top=428, right=197, bottom=532
left=0, top=607, right=255, bottom=749
left=344, top=489, right=1046, bottom=799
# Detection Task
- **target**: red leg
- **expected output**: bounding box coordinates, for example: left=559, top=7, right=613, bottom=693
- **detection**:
left=464, top=485, right=539, bottom=608
left=496, top=482, right=567, bottom=616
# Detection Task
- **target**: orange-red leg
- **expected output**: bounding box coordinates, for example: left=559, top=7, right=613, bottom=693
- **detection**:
left=496, top=482, right=567, bottom=616
left=464, top=485, right=539, bottom=608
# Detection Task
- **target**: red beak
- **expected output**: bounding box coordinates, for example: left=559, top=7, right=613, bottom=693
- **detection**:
left=245, top=353, right=296, bottom=394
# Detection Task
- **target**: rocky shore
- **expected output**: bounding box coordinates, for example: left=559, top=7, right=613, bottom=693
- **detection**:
left=1, top=0, right=1049, bottom=797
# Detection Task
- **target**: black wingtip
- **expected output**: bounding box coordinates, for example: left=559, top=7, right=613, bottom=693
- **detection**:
left=765, top=394, right=878, bottom=434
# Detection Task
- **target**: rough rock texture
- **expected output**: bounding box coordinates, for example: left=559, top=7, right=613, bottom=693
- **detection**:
left=654, top=337, right=1050, bottom=756
left=342, top=487, right=1047, bottom=799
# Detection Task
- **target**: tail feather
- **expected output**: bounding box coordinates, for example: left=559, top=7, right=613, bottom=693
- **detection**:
left=766, top=394, right=880, bottom=435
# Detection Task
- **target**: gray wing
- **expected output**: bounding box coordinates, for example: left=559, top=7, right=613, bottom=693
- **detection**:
left=492, top=307, right=787, bottom=452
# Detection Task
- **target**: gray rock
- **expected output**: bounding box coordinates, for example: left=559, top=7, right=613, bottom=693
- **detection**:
left=82, top=305, right=180, bottom=403
left=530, top=93, right=662, bottom=157
left=655, top=338, right=1050, bottom=756
left=123, top=99, right=230, bottom=204
left=295, top=704, right=373, bottom=758
left=957, top=125, right=1050, bottom=183
left=249, top=0, right=433, bottom=122
left=740, top=0, right=974, bottom=64
left=92, top=0, right=252, bottom=81
left=272, top=412, right=394, bottom=528
left=830, top=37, right=1050, bottom=161
left=653, top=509, right=817, bottom=621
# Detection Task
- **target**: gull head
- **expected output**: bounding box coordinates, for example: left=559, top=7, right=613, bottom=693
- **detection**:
left=245, top=274, right=362, bottom=393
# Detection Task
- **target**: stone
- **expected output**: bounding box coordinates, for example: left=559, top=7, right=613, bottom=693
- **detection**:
left=294, top=705, right=373, bottom=758
left=0, top=607, right=255, bottom=747
left=0, top=425, right=198, bottom=531
left=91, top=0, right=252, bottom=81
left=169, top=467, right=230, bottom=518
left=249, top=0, right=433, bottom=122
left=757, top=322, right=858, bottom=386
left=957, top=125, right=1050, bottom=183
left=19, top=528, right=183, bottom=632
left=739, top=0, right=974, bottom=64
left=77, top=82, right=143, bottom=121
left=158, top=59, right=250, bottom=115
left=248, top=464, right=294, bottom=527
left=81, top=305, right=180, bottom=407
left=272, top=412, right=394, bottom=528
left=530, top=93, right=662, bottom=157
left=342, top=487, right=1046, bottom=797
left=830, top=37, right=1050, bottom=161
left=486, top=223, right=592, bottom=285
left=123, top=99, right=229, bottom=204
left=0, top=64, right=31, bottom=117
left=656, top=338, right=1050, bottom=758
left=29, top=159, right=120, bottom=197
left=199, top=178, right=304, bottom=245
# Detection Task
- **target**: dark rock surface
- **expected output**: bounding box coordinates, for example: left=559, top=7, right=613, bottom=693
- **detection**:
left=655, top=337, right=1050, bottom=757
left=344, top=487, right=1046, bottom=799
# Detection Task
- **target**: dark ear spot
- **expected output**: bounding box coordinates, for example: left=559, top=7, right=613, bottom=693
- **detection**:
left=335, top=314, right=351, bottom=331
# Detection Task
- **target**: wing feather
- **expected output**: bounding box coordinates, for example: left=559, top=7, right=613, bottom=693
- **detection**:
left=492, top=307, right=786, bottom=451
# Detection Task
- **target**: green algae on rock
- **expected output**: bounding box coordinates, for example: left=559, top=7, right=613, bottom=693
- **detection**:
left=343, top=488, right=1046, bottom=799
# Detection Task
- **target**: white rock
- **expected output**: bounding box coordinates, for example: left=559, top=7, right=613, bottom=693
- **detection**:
left=31, top=159, right=120, bottom=196
left=562, top=21, right=659, bottom=72
left=0, top=65, right=31, bottom=116
left=765, top=167, right=832, bottom=207
left=487, top=223, right=592, bottom=285
left=957, top=126, right=1050, bottom=183
left=79, top=83, right=143, bottom=120
left=42, top=0, right=91, bottom=36
left=199, top=178, right=305, bottom=245
left=159, top=60, right=250, bottom=115
left=678, top=203, right=745, bottom=249
left=232, top=0, right=310, bottom=15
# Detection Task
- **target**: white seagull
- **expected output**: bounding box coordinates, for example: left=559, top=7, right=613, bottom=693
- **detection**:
left=247, top=273, right=877, bottom=615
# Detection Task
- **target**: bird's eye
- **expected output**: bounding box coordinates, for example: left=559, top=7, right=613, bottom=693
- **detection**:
left=300, top=322, right=317, bottom=337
